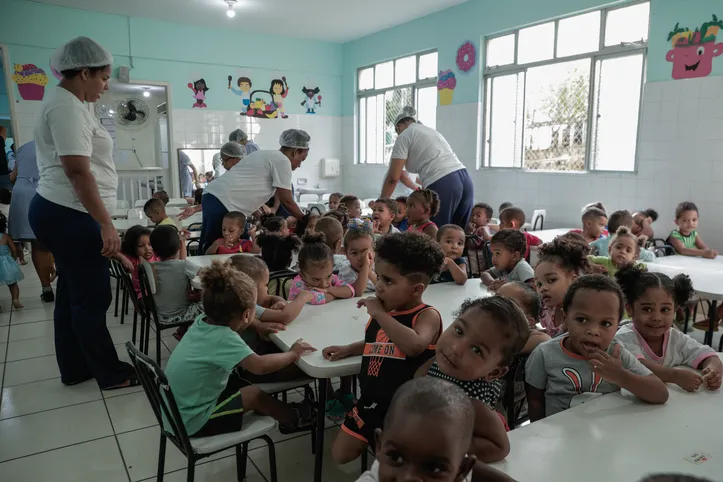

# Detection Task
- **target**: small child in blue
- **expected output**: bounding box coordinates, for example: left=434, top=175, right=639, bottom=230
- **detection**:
left=432, top=224, right=468, bottom=285
left=0, top=213, right=24, bottom=309
left=481, top=229, right=534, bottom=292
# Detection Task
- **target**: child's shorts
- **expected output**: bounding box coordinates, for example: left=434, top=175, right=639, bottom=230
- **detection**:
left=340, top=398, right=385, bottom=445
left=191, top=375, right=249, bottom=437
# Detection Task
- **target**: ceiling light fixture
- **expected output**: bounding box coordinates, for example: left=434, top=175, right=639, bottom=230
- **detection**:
left=225, top=0, right=237, bottom=18
left=142, top=88, right=151, bottom=98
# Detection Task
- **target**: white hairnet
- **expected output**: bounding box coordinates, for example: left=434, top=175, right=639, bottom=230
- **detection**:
left=279, top=129, right=311, bottom=149
left=220, top=141, right=246, bottom=159
left=228, top=129, right=248, bottom=143
left=394, top=106, right=417, bottom=126
left=51, top=37, right=113, bottom=72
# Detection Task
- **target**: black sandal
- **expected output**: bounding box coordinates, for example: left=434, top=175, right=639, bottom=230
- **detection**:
left=102, top=373, right=141, bottom=391
left=279, top=399, right=316, bottom=434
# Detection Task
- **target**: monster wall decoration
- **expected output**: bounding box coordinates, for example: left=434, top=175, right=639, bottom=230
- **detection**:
left=666, top=14, right=723, bottom=80
left=301, top=86, right=322, bottom=114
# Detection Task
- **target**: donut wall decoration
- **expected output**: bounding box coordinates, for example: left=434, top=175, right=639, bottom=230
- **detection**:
left=456, top=41, right=477, bottom=73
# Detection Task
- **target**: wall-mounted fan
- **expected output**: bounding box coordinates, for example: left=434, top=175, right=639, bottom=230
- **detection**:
left=94, top=102, right=115, bottom=118
left=116, top=98, right=149, bottom=128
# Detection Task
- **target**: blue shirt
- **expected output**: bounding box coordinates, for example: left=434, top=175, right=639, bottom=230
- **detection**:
left=245, top=141, right=260, bottom=154
left=590, top=236, right=656, bottom=262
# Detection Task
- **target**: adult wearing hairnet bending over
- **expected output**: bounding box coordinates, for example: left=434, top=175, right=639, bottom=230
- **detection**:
left=195, top=129, right=310, bottom=251
left=211, top=129, right=259, bottom=178
left=28, top=37, right=138, bottom=390
left=380, top=106, right=474, bottom=229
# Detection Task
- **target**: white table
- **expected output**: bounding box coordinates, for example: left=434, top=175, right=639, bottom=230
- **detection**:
left=528, top=228, right=573, bottom=265
left=186, top=254, right=236, bottom=277
left=651, top=255, right=723, bottom=272
left=491, top=355, right=723, bottom=481
left=296, top=187, right=328, bottom=203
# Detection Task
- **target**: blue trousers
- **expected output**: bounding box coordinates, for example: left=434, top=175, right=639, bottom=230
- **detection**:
left=428, top=168, right=475, bottom=230
left=200, top=193, right=228, bottom=253
left=28, top=194, right=132, bottom=388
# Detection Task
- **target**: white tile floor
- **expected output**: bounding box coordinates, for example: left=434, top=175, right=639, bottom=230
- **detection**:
left=0, top=264, right=363, bottom=482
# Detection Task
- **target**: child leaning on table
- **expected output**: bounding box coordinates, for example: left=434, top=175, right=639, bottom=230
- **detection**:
left=588, top=226, right=647, bottom=280
left=571, top=202, right=608, bottom=244
left=288, top=232, right=355, bottom=305
left=338, top=223, right=377, bottom=295
left=615, top=266, right=722, bottom=392
left=589, top=210, right=656, bottom=262
left=481, top=230, right=534, bottom=292
left=406, top=189, right=440, bottom=239
left=432, top=224, right=468, bottom=285
left=525, top=275, right=669, bottom=421
left=498, top=207, right=541, bottom=261
left=356, top=377, right=519, bottom=482
left=313, top=216, right=347, bottom=270
left=322, top=232, right=445, bottom=464
left=415, top=297, right=530, bottom=463
left=668, top=201, right=718, bottom=259
left=206, top=211, right=260, bottom=255
left=143, top=197, right=175, bottom=227
left=164, top=261, right=316, bottom=437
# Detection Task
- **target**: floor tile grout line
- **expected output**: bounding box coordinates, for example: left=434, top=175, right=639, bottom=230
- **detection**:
left=2, top=374, right=61, bottom=389
left=0, top=434, right=117, bottom=465
left=101, top=388, right=134, bottom=482
left=0, top=396, right=105, bottom=422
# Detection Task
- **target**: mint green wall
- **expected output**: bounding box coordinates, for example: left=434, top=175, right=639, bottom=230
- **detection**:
left=0, top=59, right=9, bottom=118
left=341, top=0, right=723, bottom=115
left=0, top=0, right=343, bottom=115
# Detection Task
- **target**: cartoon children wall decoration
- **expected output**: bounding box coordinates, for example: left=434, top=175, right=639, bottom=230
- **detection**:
left=228, top=75, right=253, bottom=112
left=188, top=79, right=209, bottom=108
left=301, top=86, right=322, bottom=114
left=666, top=14, right=723, bottom=80
left=270, top=77, right=289, bottom=119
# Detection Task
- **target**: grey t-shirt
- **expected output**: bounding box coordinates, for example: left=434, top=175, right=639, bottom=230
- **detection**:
left=525, top=336, right=652, bottom=417
left=152, top=259, right=194, bottom=318
left=488, top=259, right=534, bottom=283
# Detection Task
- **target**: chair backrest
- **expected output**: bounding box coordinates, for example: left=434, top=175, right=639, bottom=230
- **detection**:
left=116, top=199, right=130, bottom=210
left=269, top=269, right=297, bottom=299
left=167, top=198, right=190, bottom=207
left=127, top=208, right=148, bottom=226
left=187, top=222, right=203, bottom=232
left=307, top=203, right=327, bottom=215
left=502, top=354, right=529, bottom=430
left=125, top=341, right=195, bottom=457
left=321, top=193, right=331, bottom=202
left=531, top=209, right=546, bottom=231
left=138, top=261, right=160, bottom=327
left=134, top=199, right=148, bottom=208
left=109, top=259, right=145, bottom=314
left=298, top=194, right=318, bottom=203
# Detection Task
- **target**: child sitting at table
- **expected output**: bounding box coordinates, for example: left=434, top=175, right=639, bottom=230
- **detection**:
left=206, top=211, right=259, bottom=254
left=615, top=267, right=722, bottom=392
left=149, top=225, right=199, bottom=326
left=164, top=261, right=316, bottom=437
left=588, top=226, right=646, bottom=279
left=406, top=189, right=440, bottom=239
left=261, top=216, right=290, bottom=236
left=314, top=216, right=347, bottom=270
left=322, top=232, right=445, bottom=464
left=322, top=209, right=350, bottom=236
left=340, top=194, right=362, bottom=220
left=571, top=202, right=608, bottom=243
left=393, top=195, right=409, bottom=232
left=525, top=274, right=668, bottom=422
left=416, top=297, right=530, bottom=463
left=632, top=208, right=658, bottom=239
left=467, top=202, right=493, bottom=276
left=496, top=282, right=551, bottom=354
left=295, top=212, right=319, bottom=237
left=481, top=230, right=534, bottom=291
left=534, top=236, right=592, bottom=337
left=487, top=202, right=512, bottom=233
left=372, top=198, right=400, bottom=238
left=118, top=225, right=157, bottom=297
left=668, top=202, right=718, bottom=259
left=152, top=190, right=170, bottom=205
left=143, top=197, right=175, bottom=227
left=288, top=232, right=355, bottom=305
left=256, top=232, right=301, bottom=299
left=432, top=224, right=468, bottom=285
left=328, top=192, right=343, bottom=211
left=525, top=274, right=668, bottom=421
left=498, top=207, right=541, bottom=261
left=193, top=188, right=203, bottom=206
left=338, top=223, right=377, bottom=296
left=590, top=210, right=656, bottom=262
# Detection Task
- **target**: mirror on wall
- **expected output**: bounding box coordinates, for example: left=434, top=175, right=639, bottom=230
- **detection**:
left=177, top=148, right=221, bottom=198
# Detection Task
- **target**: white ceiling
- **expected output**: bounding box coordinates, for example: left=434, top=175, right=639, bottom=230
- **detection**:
left=32, top=0, right=469, bottom=42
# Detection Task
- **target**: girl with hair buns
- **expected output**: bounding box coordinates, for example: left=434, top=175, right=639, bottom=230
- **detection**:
left=164, top=260, right=317, bottom=436
left=380, top=105, right=475, bottom=229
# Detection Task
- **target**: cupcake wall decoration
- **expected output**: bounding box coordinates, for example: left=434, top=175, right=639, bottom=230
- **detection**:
left=12, top=63, right=49, bottom=101
left=437, top=70, right=457, bottom=106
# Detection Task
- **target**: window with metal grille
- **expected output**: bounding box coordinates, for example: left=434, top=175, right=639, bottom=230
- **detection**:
left=357, top=51, right=438, bottom=164
left=482, top=1, right=649, bottom=172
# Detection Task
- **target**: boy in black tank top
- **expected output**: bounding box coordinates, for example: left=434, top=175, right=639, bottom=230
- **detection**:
left=323, top=232, right=446, bottom=464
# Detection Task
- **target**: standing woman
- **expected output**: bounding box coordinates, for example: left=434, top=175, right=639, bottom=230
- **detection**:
left=8, top=141, right=56, bottom=302
left=380, top=106, right=474, bottom=229
left=28, top=37, right=137, bottom=389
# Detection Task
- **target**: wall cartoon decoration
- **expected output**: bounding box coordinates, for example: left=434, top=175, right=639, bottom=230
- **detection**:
left=437, top=70, right=456, bottom=106
left=228, top=75, right=253, bottom=113
left=188, top=79, right=209, bottom=108
left=301, top=86, right=322, bottom=114
left=50, top=60, right=62, bottom=81
left=456, top=41, right=477, bottom=73
left=270, top=77, right=289, bottom=119
left=12, top=63, right=48, bottom=101
left=666, top=14, right=723, bottom=80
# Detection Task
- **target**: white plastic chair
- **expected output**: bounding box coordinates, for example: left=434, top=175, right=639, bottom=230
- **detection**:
left=530, top=209, right=547, bottom=231
left=167, top=198, right=191, bottom=207
left=134, top=199, right=148, bottom=208
left=321, top=193, right=331, bottom=202
left=307, top=203, right=327, bottom=215
left=127, top=208, right=148, bottom=227
left=116, top=199, right=130, bottom=210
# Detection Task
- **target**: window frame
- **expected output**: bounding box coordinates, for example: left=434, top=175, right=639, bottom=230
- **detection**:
left=356, top=49, right=438, bottom=165
left=480, top=0, right=649, bottom=174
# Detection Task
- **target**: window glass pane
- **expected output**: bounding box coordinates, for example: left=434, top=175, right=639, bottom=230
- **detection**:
left=557, top=11, right=600, bottom=57
left=523, top=59, right=590, bottom=171
left=358, top=68, right=374, bottom=91
left=418, top=52, right=438, bottom=80
left=365, top=95, right=379, bottom=164
left=486, top=34, right=515, bottom=67
left=487, top=73, right=524, bottom=168
left=417, top=86, right=437, bottom=131
left=518, top=22, right=555, bottom=64
left=395, top=56, right=416, bottom=86
left=384, top=88, right=413, bottom=160
left=359, top=98, right=366, bottom=163
left=591, top=54, right=642, bottom=171
left=605, top=2, right=650, bottom=46
left=375, top=61, right=394, bottom=90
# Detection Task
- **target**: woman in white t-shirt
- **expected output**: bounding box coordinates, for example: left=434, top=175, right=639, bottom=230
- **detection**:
left=380, top=106, right=475, bottom=229
left=27, top=37, right=137, bottom=390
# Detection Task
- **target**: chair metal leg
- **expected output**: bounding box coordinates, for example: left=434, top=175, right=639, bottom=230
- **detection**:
left=156, top=329, right=162, bottom=365
left=186, top=458, right=196, bottom=482
left=132, top=310, right=138, bottom=345
left=313, top=379, right=327, bottom=482
left=157, top=433, right=167, bottom=482
left=114, top=278, right=120, bottom=316
left=262, top=435, right=278, bottom=482
left=236, top=443, right=248, bottom=482
left=120, top=287, right=128, bottom=325
left=704, top=300, right=717, bottom=347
